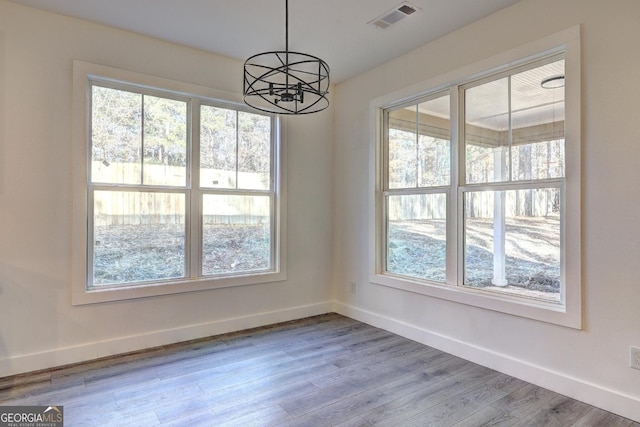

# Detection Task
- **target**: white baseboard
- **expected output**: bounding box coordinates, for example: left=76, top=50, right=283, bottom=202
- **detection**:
left=333, top=301, right=640, bottom=423
left=0, top=302, right=332, bottom=377
left=4, top=300, right=638, bottom=423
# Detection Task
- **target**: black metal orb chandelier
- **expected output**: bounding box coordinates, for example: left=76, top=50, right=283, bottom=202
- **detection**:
left=243, top=0, right=330, bottom=115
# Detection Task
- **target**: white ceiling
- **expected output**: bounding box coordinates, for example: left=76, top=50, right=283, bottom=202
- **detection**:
left=8, top=0, right=523, bottom=83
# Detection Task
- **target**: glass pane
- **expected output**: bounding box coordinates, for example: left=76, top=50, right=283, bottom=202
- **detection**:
left=238, top=112, right=271, bottom=190
left=512, top=139, right=565, bottom=181
left=143, top=95, right=187, bottom=186
left=465, top=78, right=509, bottom=184
left=511, top=60, right=565, bottom=180
left=91, top=86, right=142, bottom=185
left=200, top=106, right=237, bottom=189
left=386, top=193, right=447, bottom=282
left=92, top=191, right=186, bottom=286
left=388, top=106, right=417, bottom=189
left=418, top=95, right=450, bottom=187
left=463, top=188, right=561, bottom=303
left=388, top=95, right=450, bottom=189
left=202, top=195, right=271, bottom=275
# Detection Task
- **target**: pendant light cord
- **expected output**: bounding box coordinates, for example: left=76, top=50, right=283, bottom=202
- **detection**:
left=285, top=0, right=289, bottom=89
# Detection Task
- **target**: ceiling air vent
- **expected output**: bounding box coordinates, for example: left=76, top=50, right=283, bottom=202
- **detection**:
left=368, top=2, right=420, bottom=30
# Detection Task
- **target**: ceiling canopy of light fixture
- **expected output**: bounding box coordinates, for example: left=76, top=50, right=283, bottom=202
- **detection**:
left=243, top=0, right=330, bottom=115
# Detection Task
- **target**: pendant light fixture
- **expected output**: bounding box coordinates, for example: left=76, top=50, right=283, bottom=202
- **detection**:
left=243, top=0, right=330, bottom=115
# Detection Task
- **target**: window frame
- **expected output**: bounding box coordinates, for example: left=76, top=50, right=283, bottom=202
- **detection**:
left=382, top=91, right=452, bottom=284
left=458, top=54, right=566, bottom=305
left=370, top=27, right=581, bottom=328
left=72, top=61, right=287, bottom=305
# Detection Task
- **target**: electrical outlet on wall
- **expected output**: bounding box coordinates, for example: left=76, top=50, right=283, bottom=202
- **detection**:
left=350, top=281, right=357, bottom=293
left=630, top=346, right=640, bottom=370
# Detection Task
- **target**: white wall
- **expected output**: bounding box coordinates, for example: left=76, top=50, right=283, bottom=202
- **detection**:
left=0, top=1, right=333, bottom=375
left=333, top=0, right=640, bottom=421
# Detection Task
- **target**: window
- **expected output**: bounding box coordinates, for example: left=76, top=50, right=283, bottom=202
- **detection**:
left=461, top=58, right=565, bottom=304
left=90, top=85, right=189, bottom=286
left=385, top=93, right=451, bottom=283
left=72, top=62, right=285, bottom=304
left=373, top=28, right=581, bottom=328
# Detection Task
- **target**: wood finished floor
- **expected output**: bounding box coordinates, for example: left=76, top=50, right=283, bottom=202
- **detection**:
left=0, top=313, right=637, bottom=427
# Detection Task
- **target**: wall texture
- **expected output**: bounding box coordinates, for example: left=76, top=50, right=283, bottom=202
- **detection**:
left=332, top=0, right=640, bottom=421
left=0, top=1, right=333, bottom=375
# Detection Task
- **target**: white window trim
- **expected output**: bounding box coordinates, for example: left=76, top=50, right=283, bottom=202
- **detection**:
left=71, top=61, right=287, bottom=305
left=369, top=26, right=581, bottom=328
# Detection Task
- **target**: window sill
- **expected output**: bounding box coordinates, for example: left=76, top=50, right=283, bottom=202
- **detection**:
left=72, top=270, right=287, bottom=305
left=371, top=273, right=581, bottom=329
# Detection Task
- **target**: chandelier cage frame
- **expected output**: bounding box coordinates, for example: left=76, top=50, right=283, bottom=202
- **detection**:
left=243, top=0, right=330, bottom=115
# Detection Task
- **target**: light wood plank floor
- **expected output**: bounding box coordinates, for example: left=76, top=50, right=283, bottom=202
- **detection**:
left=0, top=313, right=637, bottom=426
